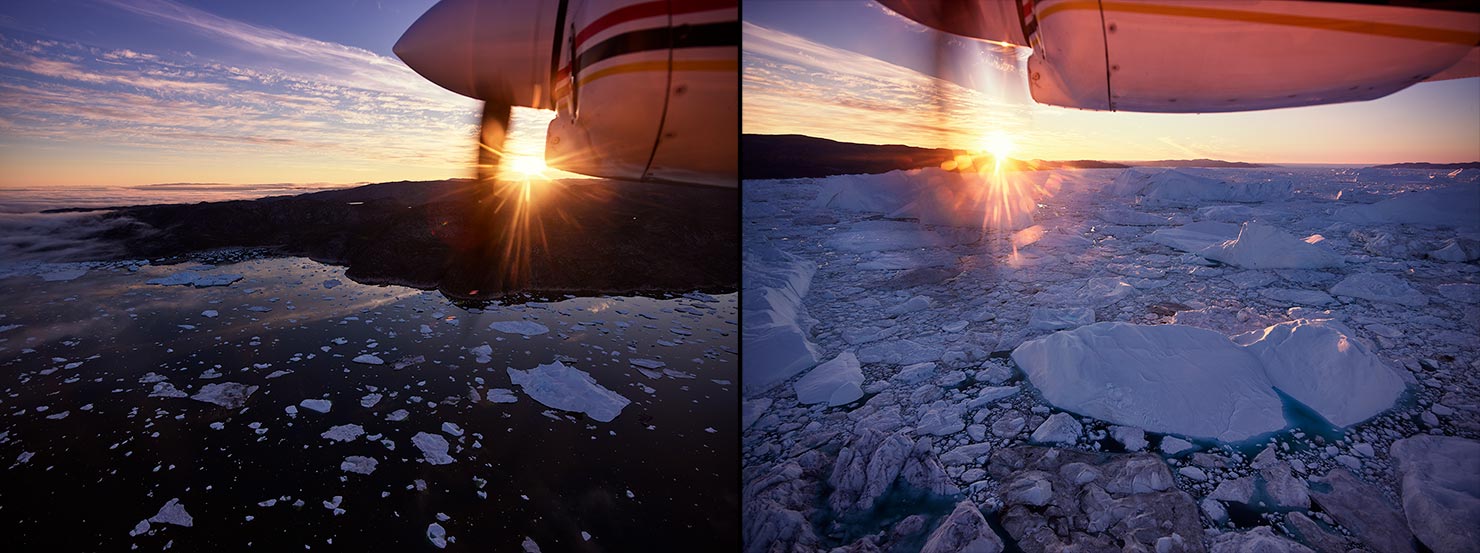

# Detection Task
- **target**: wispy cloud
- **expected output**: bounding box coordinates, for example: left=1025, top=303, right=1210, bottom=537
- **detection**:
left=0, top=0, right=500, bottom=187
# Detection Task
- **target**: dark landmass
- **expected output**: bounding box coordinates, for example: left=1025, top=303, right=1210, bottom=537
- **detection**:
left=64, top=178, right=737, bottom=300
left=742, top=134, right=1279, bottom=179
left=1368, top=161, right=1480, bottom=169
left=1124, top=158, right=1270, bottom=168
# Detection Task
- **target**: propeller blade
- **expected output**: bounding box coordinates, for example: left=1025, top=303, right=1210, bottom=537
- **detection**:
left=476, top=99, right=512, bottom=184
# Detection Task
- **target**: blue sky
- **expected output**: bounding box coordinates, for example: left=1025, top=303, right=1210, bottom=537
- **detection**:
left=744, top=0, right=1480, bottom=164
left=0, top=0, right=505, bottom=186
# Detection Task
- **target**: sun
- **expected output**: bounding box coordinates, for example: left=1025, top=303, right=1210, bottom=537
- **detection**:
left=504, top=155, right=548, bottom=179
left=981, top=132, right=1014, bottom=160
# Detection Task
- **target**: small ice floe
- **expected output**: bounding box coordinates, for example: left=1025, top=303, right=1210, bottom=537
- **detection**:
left=299, top=399, right=332, bottom=413
left=45, top=410, right=70, bottom=420
left=142, top=498, right=193, bottom=531
left=265, top=370, right=293, bottom=379
left=321, top=424, right=364, bottom=442
left=411, top=432, right=454, bottom=465
left=201, top=310, right=219, bottom=318
left=507, top=361, right=631, bottom=423
left=427, top=522, right=449, bottom=548
left=521, top=537, right=541, bottom=552
left=352, top=354, right=384, bottom=365
left=148, top=382, right=188, bottom=399
left=581, top=531, right=592, bottom=541
left=630, top=358, right=666, bottom=370
left=489, top=320, right=549, bottom=336
left=147, top=270, right=243, bottom=287
left=468, top=344, right=493, bottom=364
left=177, top=324, right=196, bottom=330
left=322, top=279, right=342, bottom=289
left=387, top=409, right=410, bottom=422
left=198, top=368, right=222, bottom=379
left=340, top=456, right=378, bottom=475
left=323, top=495, right=344, bottom=515
left=190, top=382, right=258, bottom=409
left=441, top=422, right=464, bottom=437
left=360, top=393, right=383, bottom=408
left=40, top=267, right=88, bottom=282
left=485, top=389, right=517, bottom=403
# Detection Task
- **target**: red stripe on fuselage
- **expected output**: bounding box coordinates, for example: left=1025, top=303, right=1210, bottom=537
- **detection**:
left=572, top=0, right=737, bottom=50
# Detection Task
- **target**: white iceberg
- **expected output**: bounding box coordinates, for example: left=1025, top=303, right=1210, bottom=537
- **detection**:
left=1328, top=272, right=1427, bottom=307
left=1389, top=436, right=1480, bottom=553
left=742, top=241, right=821, bottom=396
left=1012, top=322, right=1286, bottom=441
left=1235, top=319, right=1405, bottom=427
left=489, top=320, right=549, bottom=336
left=190, top=382, right=257, bottom=409
left=1334, top=184, right=1480, bottom=228
left=1201, top=222, right=1343, bottom=269
left=792, top=351, right=863, bottom=406
left=507, top=361, right=631, bottom=423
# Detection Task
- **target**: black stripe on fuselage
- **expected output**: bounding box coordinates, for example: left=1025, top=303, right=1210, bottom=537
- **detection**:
left=572, top=21, right=737, bottom=75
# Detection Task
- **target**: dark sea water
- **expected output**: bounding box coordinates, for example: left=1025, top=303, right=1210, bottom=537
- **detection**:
left=0, top=256, right=738, bottom=551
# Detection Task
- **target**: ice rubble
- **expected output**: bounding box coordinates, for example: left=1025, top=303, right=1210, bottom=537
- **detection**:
left=340, top=455, right=378, bottom=475
left=1014, top=319, right=1406, bottom=440
left=146, top=270, right=244, bottom=287
left=1389, top=436, right=1480, bottom=553
left=792, top=351, right=863, bottom=406
left=1328, top=272, right=1427, bottom=307
left=1334, top=184, right=1480, bottom=228
left=813, top=168, right=1035, bottom=229
left=507, top=361, right=631, bottom=423
left=741, top=241, right=820, bottom=396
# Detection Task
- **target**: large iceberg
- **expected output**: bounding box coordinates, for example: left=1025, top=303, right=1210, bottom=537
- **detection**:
left=1334, top=184, right=1480, bottom=228
left=507, top=361, right=631, bottom=423
left=742, top=241, right=820, bottom=396
left=1234, top=320, right=1404, bottom=427
left=1012, top=323, right=1285, bottom=441
left=814, top=168, right=1035, bottom=230
left=1014, top=320, right=1406, bottom=441
left=1108, top=168, right=1291, bottom=206
left=1201, top=222, right=1343, bottom=269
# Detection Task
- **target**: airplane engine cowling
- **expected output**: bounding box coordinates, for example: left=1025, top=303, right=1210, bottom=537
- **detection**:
left=394, top=0, right=560, bottom=108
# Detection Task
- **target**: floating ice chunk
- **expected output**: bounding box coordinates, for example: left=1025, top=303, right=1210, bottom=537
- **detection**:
left=508, top=361, right=630, bottom=423
left=1334, top=184, right=1480, bottom=228
left=1235, top=319, right=1404, bottom=427
left=148, top=498, right=194, bottom=527
left=299, top=399, right=332, bottom=413
left=129, top=520, right=150, bottom=536
left=489, top=321, right=549, bottom=336
left=792, top=351, right=863, bottom=406
left=1161, top=437, right=1197, bottom=455
left=352, top=354, right=384, bottom=365
left=341, top=455, right=378, bottom=475
left=201, top=310, right=218, bottom=318
left=1030, top=413, right=1082, bottom=444
left=322, top=278, right=342, bottom=289
left=1112, top=427, right=1147, bottom=451
left=411, top=432, right=454, bottom=465
left=1146, top=221, right=1241, bottom=253
left=1201, top=222, right=1343, bottom=269
left=629, top=358, right=666, bottom=370
left=147, top=270, right=243, bottom=287
left=485, top=388, right=517, bottom=403
left=386, top=409, right=409, bottom=421
left=321, top=424, right=364, bottom=442
left=190, top=382, right=258, bottom=409
left=427, top=522, right=448, bottom=548
left=148, top=381, right=188, bottom=399
left=468, top=344, right=493, bottom=364
left=1013, top=322, right=1285, bottom=441
left=1328, top=273, right=1427, bottom=307
left=1027, top=307, right=1094, bottom=331
left=1389, top=436, right=1480, bottom=553
left=441, top=422, right=464, bottom=437
left=360, top=393, right=382, bottom=408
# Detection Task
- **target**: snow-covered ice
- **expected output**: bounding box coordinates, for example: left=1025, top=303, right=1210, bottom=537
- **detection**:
left=792, top=351, right=863, bottom=406
left=488, top=320, right=549, bottom=336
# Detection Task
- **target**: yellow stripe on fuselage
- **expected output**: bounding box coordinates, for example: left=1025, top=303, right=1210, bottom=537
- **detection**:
left=1037, top=0, right=1480, bottom=46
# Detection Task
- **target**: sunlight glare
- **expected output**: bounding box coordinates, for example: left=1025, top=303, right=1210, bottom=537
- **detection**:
left=981, top=132, right=1014, bottom=161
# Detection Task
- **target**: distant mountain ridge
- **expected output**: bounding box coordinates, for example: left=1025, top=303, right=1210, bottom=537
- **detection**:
left=742, top=134, right=1268, bottom=179
left=1368, top=162, right=1480, bottom=169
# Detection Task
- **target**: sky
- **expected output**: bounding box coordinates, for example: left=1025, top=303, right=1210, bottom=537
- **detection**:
left=0, top=0, right=556, bottom=187
left=744, top=0, right=1480, bottom=165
